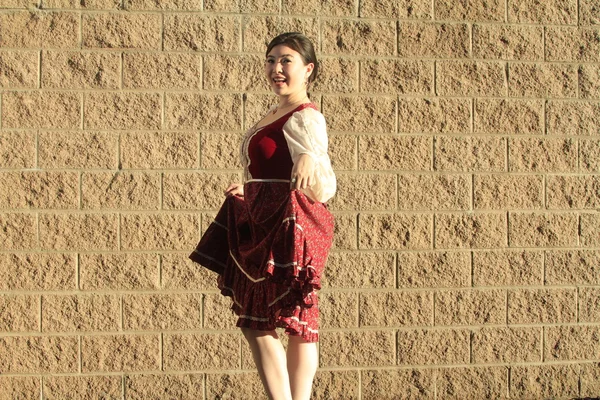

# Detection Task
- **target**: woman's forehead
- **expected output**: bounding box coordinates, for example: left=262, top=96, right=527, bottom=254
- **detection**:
left=266, top=45, right=299, bottom=58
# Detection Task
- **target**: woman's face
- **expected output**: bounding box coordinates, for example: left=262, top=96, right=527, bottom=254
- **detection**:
left=265, top=45, right=314, bottom=98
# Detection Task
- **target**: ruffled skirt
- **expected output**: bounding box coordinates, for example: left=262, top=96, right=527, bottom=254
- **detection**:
left=189, top=180, right=334, bottom=342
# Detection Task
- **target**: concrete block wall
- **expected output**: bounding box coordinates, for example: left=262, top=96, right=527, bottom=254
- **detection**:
left=0, top=0, right=599, bottom=398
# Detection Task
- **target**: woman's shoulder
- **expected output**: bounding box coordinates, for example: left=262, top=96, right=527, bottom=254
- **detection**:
left=288, top=104, right=326, bottom=127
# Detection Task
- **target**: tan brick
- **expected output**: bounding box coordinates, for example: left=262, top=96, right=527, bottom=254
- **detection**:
left=162, top=172, right=239, bottom=210
left=472, top=327, right=541, bottom=363
left=125, top=374, right=203, bottom=400
left=475, top=99, right=543, bottom=134
left=322, top=19, right=396, bottom=56
left=123, top=53, right=201, bottom=90
left=84, top=92, right=161, bottom=130
left=320, top=291, right=358, bottom=329
left=328, top=173, right=396, bottom=211
left=509, top=0, right=577, bottom=24
left=39, top=131, right=117, bottom=169
left=398, top=98, right=471, bottom=134
left=121, top=213, right=199, bottom=251
left=579, top=287, right=600, bottom=323
left=205, top=373, right=265, bottom=399
left=0, top=377, right=40, bottom=400
left=359, top=291, right=432, bottom=327
left=0, top=213, right=37, bottom=250
left=80, top=253, right=159, bottom=290
left=474, top=174, right=543, bottom=210
left=242, top=16, right=319, bottom=53
left=324, top=95, right=395, bottom=133
left=0, top=11, right=79, bottom=48
left=311, top=57, right=358, bottom=94
left=204, top=54, right=266, bottom=91
left=359, top=135, right=431, bottom=171
left=209, top=0, right=278, bottom=12
left=360, top=0, right=431, bottom=18
left=511, top=364, right=578, bottom=398
left=473, top=24, right=544, bottom=61
left=243, top=93, right=278, bottom=128
left=0, top=336, right=78, bottom=373
left=509, top=62, right=577, bottom=98
left=200, top=132, right=242, bottom=170
left=42, top=294, right=120, bottom=332
left=509, top=212, right=579, bottom=247
left=437, top=366, right=508, bottom=399
left=329, top=134, right=356, bottom=171
left=399, top=22, right=469, bottom=58
left=580, top=0, right=600, bottom=25
left=581, top=212, right=600, bottom=246
left=546, top=26, right=600, bottom=62
left=163, top=333, right=240, bottom=370
left=82, top=12, right=161, bottom=49
left=164, top=14, right=240, bottom=52
left=435, top=0, right=505, bottom=21
left=360, top=59, right=433, bottom=95
left=323, top=251, right=394, bottom=289
left=547, top=101, right=600, bottom=136
left=0, top=171, right=78, bottom=210
left=165, top=93, right=242, bottom=130
left=473, top=250, right=543, bottom=286
left=43, top=375, right=122, bottom=400
left=126, top=0, right=202, bottom=10
left=43, top=0, right=121, bottom=7
left=361, top=369, right=433, bottom=399
left=82, top=334, right=160, bottom=372
left=81, top=172, right=159, bottom=210
left=546, top=326, right=600, bottom=361
left=0, top=253, right=75, bottom=291
left=509, top=137, right=577, bottom=172
left=437, top=61, right=506, bottom=97
left=508, top=288, right=576, bottom=324
left=321, top=331, right=395, bottom=367
left=0, top=50, right=38, bottom=89
left=547, top=175, right=600, bottom=209
left=0, top=0, right=36, bottom=8
left=435, top=213, right=507, bottom=249
left=579, top=64, right=600, bottom=98
left=435, top=289, right=505, bottom=326
left=120, top=131, right=197, bottom=169
left=123, top=293, right=202, bottom=331
left=359, top=213, right=432, bottom=250
left=546, top=250, right=600, bottom=285
left=2, top=91, right=80, bottom=129
left=162, top=253, right=218, bottom=290
left=203, top=293, right=238, bottom=330
left=313, top=370, right=359, bottom=400
left=435, top=136, right=505, bottom=173
left=332, top=212, right=357, bottom=250
left=398, top=251, right=471, bottom=288
left=0, top=294, right=38, bottom=332
left=397, top=329, right=469, bottom=365
left=397, top=174, right=470, bottom=211
left=0, top=131, right=35, bottom=169
left=42, top=50, right=120, bottom=89
left=581, top=139, right=600, bottom=172
left=40, top=213, right=118, bottom=251
left=581, top=363, right=600, bottom=397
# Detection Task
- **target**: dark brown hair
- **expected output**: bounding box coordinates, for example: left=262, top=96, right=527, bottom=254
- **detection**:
left=266, top=32, right=319, bottom=85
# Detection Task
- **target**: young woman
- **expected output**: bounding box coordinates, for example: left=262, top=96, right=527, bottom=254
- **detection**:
left=190, top=32, right=336, bottom=400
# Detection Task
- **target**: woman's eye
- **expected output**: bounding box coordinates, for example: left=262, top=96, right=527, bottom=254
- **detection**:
left=282, top=59, right=291, bottom=63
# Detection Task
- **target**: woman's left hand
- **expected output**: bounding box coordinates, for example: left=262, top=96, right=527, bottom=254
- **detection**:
left=291, top=154, right=315, bottom=190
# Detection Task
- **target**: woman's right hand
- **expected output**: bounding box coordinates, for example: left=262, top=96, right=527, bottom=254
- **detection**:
left=224, top=183, right=244, bottom=198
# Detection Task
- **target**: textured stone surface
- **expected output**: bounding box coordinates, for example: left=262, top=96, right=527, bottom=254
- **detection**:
left=399, top=22, right=469, bottom=58
left=324, top=95, right=396, bottom=133
left=509, top=137, right=577, bottom=172
left=0, top=131, right=36, bottom=169
left=436, top=366, right=508, bottom=399
left=360, top=59, right=433, bottom=95
left=398, top=251, right=471, bottom=288
left=435, top=289, right=506, bottom=326
left=123, top=53, right=201, bottom=89
left=0, top=253, right=75, bottom=291
left=42, top=50, right=120, bottom=89
left=474, top=174, right=543, bottom=210
left=163, top=333, right=240, bottom=370
left=282, top=0, right=355, bottom=16
left=39, top=131, right=117, bottom=169
left=359, top=135, right=431, bottom=171
left=359, top=291, right=432, bottom=327
left=82, top=172, right=160, bottom=210
left=361, top=369, right=434, bottom=399
left=321, top=331, right=395, bottom=367
left=84, top=92, right=161, bottom=130
left=123, top=293, right=202, bottom=330
left=472, top=24, right=544, bottom=60
left=435, top=136, right=506, bottom=172
left=546, top=101, right=600, bottom=135
left=42, top=294, right=120, bottom=332
left=323, top=252, right=395, bottom=289
left=546, top=326, right=600, bottom=361
left=125, top=374, right=204, bottom=400
left=397, top=329, right=470, bottom=365
left=312, top=57, right=358, bottom=93
left=508, top=289, right=577, bottom=324
left=313, top=370, right=359, bottom=400
left=0, top=171, right=78, bottom=209
left=0, top=213, right=36, bottom=250
left=2, top=91, right=80, bottom=129
left=82, top=13, right=161, bottom=49
left=475, top=99, right=543, bottom=134
left=399, top=98, right=471, bottom=134
left=473, top=250, right=543, bottom=286
left=579, top=64, right=600, bottom=98
left=581, top=363, right=600, bottom=397
left=545, top=250, right=600, bottom=285
left=547, top=175, right=600, bottom=209
left=509, top=0, right=577, bottom=24
left=471, top=327, right=541, bottom=363
left=508, top=212, right=579, bottom=247
left=579, top=287, right=600, bottom=322
left=510, top=365, right=578, bottom=399
left=39, top=213, right=119, bottom=251
left=121, top=131, right=198, bottom=169
left=322, top=20, right=396, bottom=56
left=0, top=336, right=78, bottom=373
left=508, top=62, right=577, bottom=98
left=329, top=134, right=356, bottom=170
left=320, top=291, right=358, bottom=329
left=397, top=174, right=470, bottom=211
left=0, top=11, right=79, bottom=48
left=242, top=16, right=319, bottom=53
left=435, top=0, right=505, bottom=22
left=205, top=373, right=265, bottom=399
left=203, top=293, right=238, bottom=330
left=165, top=93, right=242, bottom=130
left=435, top=213, right=507, bottom=249
left=162, top=172, right=240, bottom=210
left=126, top=0, right=202, bottom=10
left=43, top=0, right=121, bottom=8
left=161, top=253, right=217, bottom=290
left=437, top=61, right=506, bottom=97
left=80, top=253, right=159, bottom=290
left=332, top=212, right=357, bottom=250
left=0, top=50, right=38, bottom=88
left=581, top=0, right=600, bottom=25
left=82, top=334, right=160, bottom=372
left=164, top=14, right=240, bottom=52
left=0, top=294, right=38, bottom=332
left=0, top=376, right=40, bottom=400
left=546, top=26, right=600, bottom=62
left=204, top=54, right=266, bottom=91
left=120, top=213, right=198, bottom=251
left=359, top=213, right=432, bottom=250
left=328, top=173, right=396, bottom=211
left=581, top=213, right=600, bottom=246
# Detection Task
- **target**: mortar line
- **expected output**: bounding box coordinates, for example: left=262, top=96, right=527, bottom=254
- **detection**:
left=160, top=332, right=164, bottom=371
left=505, top=0, right=509, bottom=22
left=159, top=172, right=163, bottom=210
left=78, top=335, right=82, bottom=373
left=38, top=50, right=42, bottom=89
left=576, top=286, right=580, bottom=323
left=507, top=367, right=511, bottom=398
left=158, top=254, right=163, bottom=289
left=39, top=295, right=43, bottom=333
left=577, top=0, right=580, bottom=26
left=120, top=52, right=124, bottom=90
left=39, top=376, right=43, bottom=400
left=76, top=253, right=81, bottom=291
left=161, top=13, right=165, bottom=52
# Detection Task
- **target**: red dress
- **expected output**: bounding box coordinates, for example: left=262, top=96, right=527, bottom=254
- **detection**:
left=189, top=103, right=334, bottom=342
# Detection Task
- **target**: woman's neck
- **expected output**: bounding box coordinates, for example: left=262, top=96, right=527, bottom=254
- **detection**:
left=277, top=91, right=309, bottom=109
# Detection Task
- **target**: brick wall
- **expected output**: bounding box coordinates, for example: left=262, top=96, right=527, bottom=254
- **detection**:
left=0, top=0, right=599, bottom=398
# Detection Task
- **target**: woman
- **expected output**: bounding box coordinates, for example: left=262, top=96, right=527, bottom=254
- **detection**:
left=189, top=32, right=336, bottom=400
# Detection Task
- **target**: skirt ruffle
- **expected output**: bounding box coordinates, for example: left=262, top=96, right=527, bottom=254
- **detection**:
left=189, top=181, right=334, bottom=343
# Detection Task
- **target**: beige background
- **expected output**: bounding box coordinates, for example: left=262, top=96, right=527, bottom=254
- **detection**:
left=0, top=0, right=599, bottom=398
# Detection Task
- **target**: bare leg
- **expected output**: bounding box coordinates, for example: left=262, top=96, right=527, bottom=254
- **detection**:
left=286, top=335, right=318, bottom=400
left=241, top=328, right=292, bottom=400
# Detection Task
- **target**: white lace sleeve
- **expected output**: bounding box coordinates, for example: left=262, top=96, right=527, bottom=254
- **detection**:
left=282, top=107, right=337, bottom=203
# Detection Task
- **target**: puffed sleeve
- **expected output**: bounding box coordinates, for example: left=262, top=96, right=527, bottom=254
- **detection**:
left=282, top=107, right=337, bottom=203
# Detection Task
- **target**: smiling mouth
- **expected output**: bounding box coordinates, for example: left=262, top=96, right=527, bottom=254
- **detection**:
left=272, top=77, right=287, bottom=83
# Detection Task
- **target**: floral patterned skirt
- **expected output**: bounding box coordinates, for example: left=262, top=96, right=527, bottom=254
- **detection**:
left=189, top=180, right=334, bottom=342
